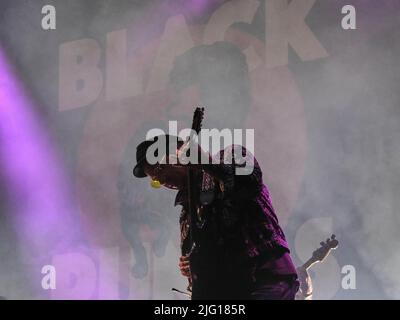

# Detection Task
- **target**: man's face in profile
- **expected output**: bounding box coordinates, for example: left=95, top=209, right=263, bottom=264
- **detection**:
left=143, top=161, right=187, bottom=190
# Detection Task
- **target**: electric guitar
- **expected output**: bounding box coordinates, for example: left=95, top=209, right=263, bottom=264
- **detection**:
left=186, top=107, right=205, bottom=295
left=171, top=107, right=204, bottom=299
left=296, top=234, right=339, bottom=299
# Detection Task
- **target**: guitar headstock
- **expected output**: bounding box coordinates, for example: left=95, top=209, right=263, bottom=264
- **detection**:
left=310, top=234, right=339, bottom=264
left=191, top=107, right=204, bottom=134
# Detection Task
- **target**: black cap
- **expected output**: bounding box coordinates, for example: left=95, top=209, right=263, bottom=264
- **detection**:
left=133, top=135, right=183, bottom=178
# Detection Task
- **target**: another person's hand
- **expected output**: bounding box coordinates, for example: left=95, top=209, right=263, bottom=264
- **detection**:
left=296, top=266, right=313, bottom=299
left=179, top=255, right=191, bottom=278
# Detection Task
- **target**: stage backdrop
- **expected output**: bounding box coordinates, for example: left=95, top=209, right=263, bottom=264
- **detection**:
left=0, top=0, right=399, bottom=299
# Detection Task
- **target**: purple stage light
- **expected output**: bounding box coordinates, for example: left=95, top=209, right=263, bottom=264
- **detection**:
left=0, top=48, right=116, bottom=299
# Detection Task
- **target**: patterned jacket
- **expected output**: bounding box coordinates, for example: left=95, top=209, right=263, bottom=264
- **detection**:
left=175, top=145, right=291, bottom=268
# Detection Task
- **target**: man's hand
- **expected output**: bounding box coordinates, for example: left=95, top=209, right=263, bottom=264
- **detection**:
left=179, top=255, right=191, bottom=278
left=296, top=266, right=313, bottom=299
left=176, top=140, right=211, bottom=165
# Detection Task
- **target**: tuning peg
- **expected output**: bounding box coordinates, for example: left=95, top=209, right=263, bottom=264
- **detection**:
left=320, top=242, right=325, bottom=246
left=326, top=238, right=330, bottom=243
left=331, top=234, right=336, bottom=239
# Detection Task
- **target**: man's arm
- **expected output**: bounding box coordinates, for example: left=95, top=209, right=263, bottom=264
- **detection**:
left=201, top=145, right=263, bottom=195
left=159, top=143, right=262, bottom=192
left=295, top=266, right=313, bottom=300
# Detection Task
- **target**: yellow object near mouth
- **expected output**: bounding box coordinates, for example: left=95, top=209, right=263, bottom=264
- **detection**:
left=151, top=179, right=161, bottom=189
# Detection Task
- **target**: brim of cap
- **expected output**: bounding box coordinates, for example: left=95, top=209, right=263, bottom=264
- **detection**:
left=133, top=164, right=147, bottom=178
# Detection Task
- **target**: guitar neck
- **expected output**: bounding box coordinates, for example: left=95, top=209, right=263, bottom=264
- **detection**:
left=301, top=236, right=338, bottom=271
left=302, top=258, right=317, bottom=271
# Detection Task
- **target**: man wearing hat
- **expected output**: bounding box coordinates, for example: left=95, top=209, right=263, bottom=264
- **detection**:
left=133, top=134, right=299, bottom=300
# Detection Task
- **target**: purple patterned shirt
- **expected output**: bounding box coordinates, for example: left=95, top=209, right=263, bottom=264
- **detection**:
left=175, top=145, right=292, bottom=267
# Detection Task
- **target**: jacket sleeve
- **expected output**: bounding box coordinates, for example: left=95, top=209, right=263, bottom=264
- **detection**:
left=201, top=145, right=263, bottom=196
